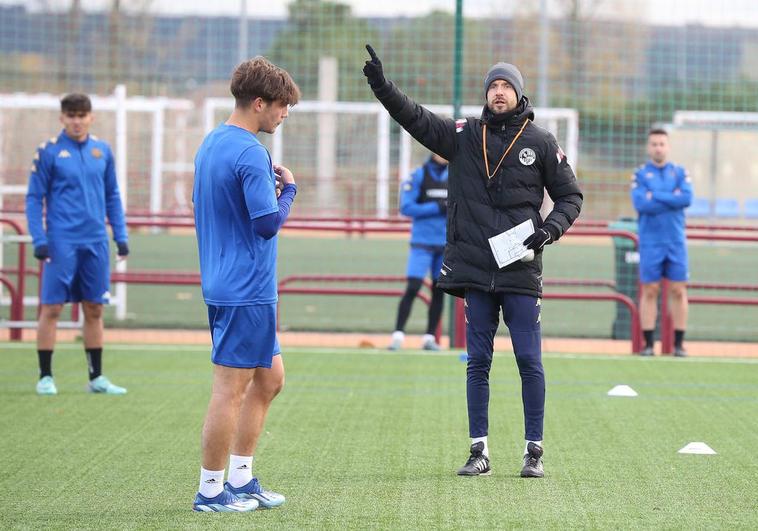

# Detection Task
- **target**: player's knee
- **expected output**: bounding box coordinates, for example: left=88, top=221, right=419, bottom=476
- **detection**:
left=82, top=302, right=103, bottom=320
left=642, top=283, right=660, bottom=299
left=405, top=277, right=423, bottom=295
left=41, top=304, right=64, bottom=320
left=257, top=373, right=284, bottom=401
left=669, top=284, right=687, bottom=300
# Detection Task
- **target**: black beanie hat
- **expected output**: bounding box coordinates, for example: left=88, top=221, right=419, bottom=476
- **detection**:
left=483, top=63, right=524, bottom=102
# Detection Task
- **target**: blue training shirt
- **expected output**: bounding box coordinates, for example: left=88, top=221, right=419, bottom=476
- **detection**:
left=630, top=160, right=693, bottom=246
left=193, top=124, right=279, bottom=306
left=25, top=131, right=128, bottom=247
left=399, top=158, right=448, bottom=247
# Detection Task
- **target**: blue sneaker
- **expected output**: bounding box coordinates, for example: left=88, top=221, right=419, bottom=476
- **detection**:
left=88, top=375, right=127, bottom=395
left=36, top=376, right=58, bottom=395
left=193, top=486, right=259, bottom=512
left=225, top=478, right=285, bottom=508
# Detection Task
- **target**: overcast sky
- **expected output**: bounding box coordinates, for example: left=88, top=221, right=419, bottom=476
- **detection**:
left=12, top=0, right=758, bottom=28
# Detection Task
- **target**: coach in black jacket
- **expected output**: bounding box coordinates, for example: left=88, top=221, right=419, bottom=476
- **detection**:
left=364, top=45, right=583, bottom=479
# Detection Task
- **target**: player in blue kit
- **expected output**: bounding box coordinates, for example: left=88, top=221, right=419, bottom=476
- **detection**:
left=631, top=128, right=692, bottom=357
left=25, top=93, right=129, bottom=396
left=389, top=153, right=448, bottom=351
left=191, top=57, right=300, bottom=512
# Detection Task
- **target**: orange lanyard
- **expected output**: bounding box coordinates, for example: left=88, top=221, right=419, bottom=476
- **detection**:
left=482, top=119, right=529, bottom=180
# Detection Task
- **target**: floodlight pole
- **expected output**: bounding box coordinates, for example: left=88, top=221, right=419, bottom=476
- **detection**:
left=238, top=0, right=248, bottom=64
left=449, top=0, right=466, bottom=350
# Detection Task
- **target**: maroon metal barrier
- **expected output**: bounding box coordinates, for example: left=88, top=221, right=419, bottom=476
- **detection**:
left=277, top=274, right=439, bottom=341
left=657, top=231, right=758, bottom=353
left=0, top=275, right=21, bottom=340
left=1, top=218, right=26, bottom=340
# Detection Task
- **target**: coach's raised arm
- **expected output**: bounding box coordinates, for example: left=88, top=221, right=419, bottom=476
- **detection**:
left=363, top=44, right=458, bottom=161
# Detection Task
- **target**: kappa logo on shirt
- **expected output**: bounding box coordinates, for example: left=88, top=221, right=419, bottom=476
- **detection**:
left=58, top=149, right=71, bottom=158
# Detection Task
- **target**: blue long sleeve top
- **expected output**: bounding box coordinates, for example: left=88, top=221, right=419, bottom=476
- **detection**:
left=630, top=161, right=693, bottom=246
left=25, top=131, right=128, bottom=248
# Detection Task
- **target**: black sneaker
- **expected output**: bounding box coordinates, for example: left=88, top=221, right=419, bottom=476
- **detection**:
left=456, top=442, right=491, bottom=476
left=674, top=347, right=688, bottom=357
left=520, top=442, right=544, bottom=478
left=640, top=346, right=654, bottom=357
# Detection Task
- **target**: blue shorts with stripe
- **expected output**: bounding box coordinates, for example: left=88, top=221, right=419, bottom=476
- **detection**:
left=40, top=240, right=111, bottom=305
left=207, top=304, right=281, bottom=369
left=406, top=245, right=444, bottom=281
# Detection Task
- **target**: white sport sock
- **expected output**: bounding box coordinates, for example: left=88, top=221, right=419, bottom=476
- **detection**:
left=227, top=455, right=254, bottom=488
left=472, top=436, right=489, bottom=457
left=392, top=330, right=405, bottom=342
left=198, top=467, right=225, bottom=498
left=524, top=440, right=543, bottom=455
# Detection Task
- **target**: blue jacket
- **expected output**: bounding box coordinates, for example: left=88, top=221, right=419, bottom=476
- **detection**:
left=26, top=131, right=128, bottom=248
left=399, top=158, right=448, bottom=247
left=631, top=161, right=692, bottom=246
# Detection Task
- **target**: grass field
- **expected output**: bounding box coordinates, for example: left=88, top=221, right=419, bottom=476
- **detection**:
left=3, top=230, right=758, bottom=341
left=1, top=344, right=757, bottom=529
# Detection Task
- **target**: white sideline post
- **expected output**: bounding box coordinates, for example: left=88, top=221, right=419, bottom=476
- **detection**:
left=150, top=102, right=165, bottom=217
left=317, top=57, right=338, bottom=211
left=376, top=112, right=391, bottom=218
left=114, top=85, right=128, bottom=320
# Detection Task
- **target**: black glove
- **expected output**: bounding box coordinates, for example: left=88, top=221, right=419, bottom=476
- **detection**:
left=117, top=241, right=129, bottom=257
left=437, top=200, right=447, bottom=215
left=363, top=44, right=386, bottom=89
left=34, top=244, right=49, bottom=261
left=523, top=227, right=555, bottom=251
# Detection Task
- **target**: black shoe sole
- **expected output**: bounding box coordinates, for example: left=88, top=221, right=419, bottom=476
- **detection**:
left=520, top=469, right=544, bottom=478
left=457, top=469, right=492, bottom=476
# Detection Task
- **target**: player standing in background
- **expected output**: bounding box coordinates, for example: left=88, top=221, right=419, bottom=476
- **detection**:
left=389, top=152, right=448, bottom=351
left=26, top=93, right=129, bottom=396
left=631, top=128, right=693, bottom=357
left=363, top=46, right=582, bottom=479
left=191, top=57, right=299, bottom=512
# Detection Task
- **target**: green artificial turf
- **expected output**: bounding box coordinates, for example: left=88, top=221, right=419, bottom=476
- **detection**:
left=1, top=344, right=756, bottom=529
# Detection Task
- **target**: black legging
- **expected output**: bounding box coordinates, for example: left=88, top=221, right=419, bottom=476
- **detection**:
left=394, top=278, right=445, bottom=335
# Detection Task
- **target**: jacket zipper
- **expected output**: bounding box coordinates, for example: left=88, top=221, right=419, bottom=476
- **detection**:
left=490, top=273, right=495, bottom=292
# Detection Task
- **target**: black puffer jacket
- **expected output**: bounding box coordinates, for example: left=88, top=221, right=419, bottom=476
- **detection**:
left=372, top=81, right=583, bottom=298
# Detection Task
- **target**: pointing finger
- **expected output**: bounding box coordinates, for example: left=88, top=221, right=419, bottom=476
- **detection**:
left=365, top=44, right=378, bottom=62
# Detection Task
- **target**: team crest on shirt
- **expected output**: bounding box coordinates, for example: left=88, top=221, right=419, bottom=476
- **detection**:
left=91, top=147, right=103, bottom=159
left=519, top=148, right=536, bottom=166
left=58, top=149, right=71, bottom=158
left=455, top=119, right=467, bottom=133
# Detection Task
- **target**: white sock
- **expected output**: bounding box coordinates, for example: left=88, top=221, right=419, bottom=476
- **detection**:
left=472, top=436, right=489, bottom=457
left=227, top=455, right=254, bottom=488
left=524, top=440, right=543, bottom=455
left=422, top=333, right=436, bottom=344
left=198, top=467, right=224, bottom=498
left=392, top=330, right=405, bottom=341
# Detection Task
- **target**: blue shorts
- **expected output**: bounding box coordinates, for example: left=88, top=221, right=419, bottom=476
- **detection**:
left=40, top=240, right=111, bottom=305
left=207, top=304, right=281, bottom=369
left=639, top=243, right=689, bottom=283
left=406, top=246, right=444, bottom=281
